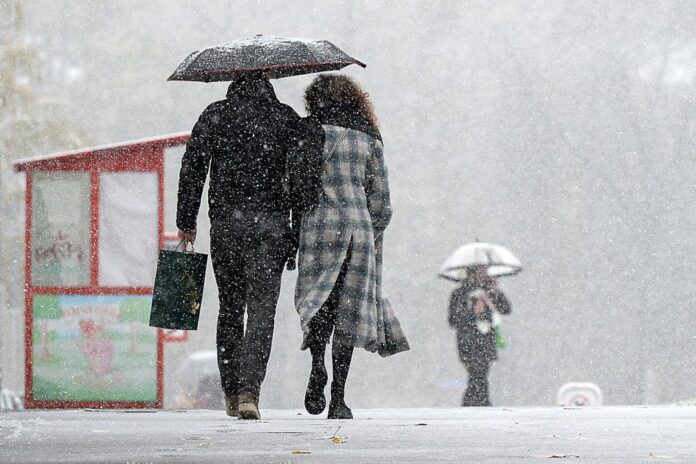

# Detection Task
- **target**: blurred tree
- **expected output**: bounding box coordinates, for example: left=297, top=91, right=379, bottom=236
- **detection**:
left=0, top=1, right=89, bottom=158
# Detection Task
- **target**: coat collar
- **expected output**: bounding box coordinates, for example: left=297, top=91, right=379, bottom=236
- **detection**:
left=312, top=107, right=382, bottom=142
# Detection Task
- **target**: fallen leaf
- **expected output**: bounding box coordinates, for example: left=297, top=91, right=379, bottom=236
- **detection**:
left=291, top=450, right=311, bottom=455
left=649, top=453, right=673, bottom=459
left=328, top=425, right=346, bottom=444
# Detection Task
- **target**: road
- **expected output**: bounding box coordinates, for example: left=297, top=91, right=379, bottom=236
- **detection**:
left=1, top=406, right=695, bottom=463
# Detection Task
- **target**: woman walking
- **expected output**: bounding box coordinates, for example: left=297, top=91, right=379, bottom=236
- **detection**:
left=294, top=74, right=409, bottom=419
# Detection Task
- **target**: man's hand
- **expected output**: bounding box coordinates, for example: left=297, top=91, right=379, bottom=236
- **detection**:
left=178, top=229, right=197, bottom=246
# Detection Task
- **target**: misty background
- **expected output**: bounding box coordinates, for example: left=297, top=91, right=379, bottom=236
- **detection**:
left=1, top=0, right=695, bottom=407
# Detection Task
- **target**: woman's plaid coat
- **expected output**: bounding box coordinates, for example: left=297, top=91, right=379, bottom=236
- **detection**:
left=295, top=124, right=409, bottom=357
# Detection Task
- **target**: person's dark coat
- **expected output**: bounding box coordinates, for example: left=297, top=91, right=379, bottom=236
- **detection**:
left=448, top=278, right=511, bottom=364
left=176, top=76, right=304, bottom=233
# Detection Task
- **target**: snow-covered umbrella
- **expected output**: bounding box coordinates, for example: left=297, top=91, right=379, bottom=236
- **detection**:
left=167, top=35, right=366, bottom=82
left=438, top=241, right=522, bottom=282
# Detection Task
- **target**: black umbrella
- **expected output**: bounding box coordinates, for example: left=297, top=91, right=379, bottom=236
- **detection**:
left=168, top=35, right=366, bottom=82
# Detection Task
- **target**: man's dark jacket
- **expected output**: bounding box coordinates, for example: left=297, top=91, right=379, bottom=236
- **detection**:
left=176, top=77, right=305, bottom=232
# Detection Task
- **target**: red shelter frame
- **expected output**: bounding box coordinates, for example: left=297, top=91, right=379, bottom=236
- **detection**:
left=14, top=133, right=190, bottom=409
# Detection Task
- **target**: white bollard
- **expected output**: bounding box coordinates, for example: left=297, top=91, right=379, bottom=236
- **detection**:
left=557, top=383, right=603, bottom=407
left=0, top=389, right=24, bottom=410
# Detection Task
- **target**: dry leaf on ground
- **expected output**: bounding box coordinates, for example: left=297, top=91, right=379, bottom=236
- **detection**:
left=649, top=453, right=673, bottom=459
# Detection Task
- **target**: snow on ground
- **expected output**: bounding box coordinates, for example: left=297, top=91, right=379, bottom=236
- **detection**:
left=1, top=407, right=695, bottom=463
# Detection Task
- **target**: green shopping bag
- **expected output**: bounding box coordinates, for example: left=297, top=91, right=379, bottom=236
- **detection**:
left=494, top=327, right=506, bottom=349
left=149, top=242, right=207, bottom=330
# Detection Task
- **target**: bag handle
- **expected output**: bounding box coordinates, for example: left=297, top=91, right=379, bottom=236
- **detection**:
left=175, top=239, right=195, bottom=253
left=325, top=128, right=350, bottom=163
left=282, top=129, right=350, bottom=183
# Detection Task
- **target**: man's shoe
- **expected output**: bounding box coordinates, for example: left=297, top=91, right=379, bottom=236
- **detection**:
left=304, top=363, right=328, bottom=415
left=327, top=399, right=353, bottom=420
left=237, top=391, right=260, bottom=420
left=225, top=396, right=238, bottom=417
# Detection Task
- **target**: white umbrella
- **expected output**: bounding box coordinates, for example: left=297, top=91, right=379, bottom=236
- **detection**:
left=438, top=242, right=521, bottom=282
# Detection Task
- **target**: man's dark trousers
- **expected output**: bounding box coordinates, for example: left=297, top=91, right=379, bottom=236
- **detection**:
left=210, top=210, right=291, bottom=399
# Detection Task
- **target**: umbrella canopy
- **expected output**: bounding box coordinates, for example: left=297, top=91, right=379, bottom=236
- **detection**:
left=168, top=35, right=366, bottom=82
left=438, top=242, right=522, bottom=282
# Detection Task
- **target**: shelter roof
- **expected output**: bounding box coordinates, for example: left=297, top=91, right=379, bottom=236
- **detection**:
left=13, top=132, right=190, bottom=172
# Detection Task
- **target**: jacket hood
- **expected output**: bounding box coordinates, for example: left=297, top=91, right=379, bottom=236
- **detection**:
left=226, top=75, right=278, bottom=103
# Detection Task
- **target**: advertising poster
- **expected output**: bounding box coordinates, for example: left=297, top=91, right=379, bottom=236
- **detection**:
left=31, top=294, right=157, bottom=402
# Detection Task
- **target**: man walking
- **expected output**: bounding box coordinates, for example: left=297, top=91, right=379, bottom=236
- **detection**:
left=177, top=74, right=302, bottom=420
left=448, top=266, right=512, bottom=406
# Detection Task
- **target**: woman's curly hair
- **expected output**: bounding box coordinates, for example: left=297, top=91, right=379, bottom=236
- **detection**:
left=304, top=74, right=379, bottom=129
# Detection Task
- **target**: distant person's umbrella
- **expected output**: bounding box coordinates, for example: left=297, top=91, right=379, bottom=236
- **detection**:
left=438, top=242, right=521, bottom=282
left=168, top=35, right=366, bottom=82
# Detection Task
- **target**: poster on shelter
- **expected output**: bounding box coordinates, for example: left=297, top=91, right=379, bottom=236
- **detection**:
left=31, top=294, right=157, bottom=403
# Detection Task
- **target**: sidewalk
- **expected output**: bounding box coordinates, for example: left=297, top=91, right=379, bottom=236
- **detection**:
left=1, top=407, right=694, bottom=463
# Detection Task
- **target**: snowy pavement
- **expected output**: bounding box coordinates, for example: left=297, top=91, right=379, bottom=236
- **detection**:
left=1, top=406, right=695, bottom=463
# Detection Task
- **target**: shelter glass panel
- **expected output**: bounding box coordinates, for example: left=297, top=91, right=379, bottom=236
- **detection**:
left=30, top=172, right=91, bottom=287
left=99, top=172, right=158, bottom=287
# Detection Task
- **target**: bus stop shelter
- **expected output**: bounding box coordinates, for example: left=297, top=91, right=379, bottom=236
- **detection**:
left=13, top=133, right=190, bottom=409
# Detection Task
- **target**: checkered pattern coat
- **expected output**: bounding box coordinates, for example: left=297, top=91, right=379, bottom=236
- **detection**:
left=295, top=125, right=410, bottom=357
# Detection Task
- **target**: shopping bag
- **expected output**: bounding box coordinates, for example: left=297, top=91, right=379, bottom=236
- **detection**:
left=149, top=242, right=207, bottom=330
left=494, top=327, right=506, bottom=349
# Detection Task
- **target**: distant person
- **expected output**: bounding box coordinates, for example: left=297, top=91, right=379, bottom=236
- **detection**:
left=293, top=74, right=409, bottom=419
left=448, top=266, right=511, bottom=406
left=176, top=74, right=305, bottom=420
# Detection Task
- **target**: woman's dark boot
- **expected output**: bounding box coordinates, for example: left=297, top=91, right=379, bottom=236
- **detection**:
left=305, top=345, right=328, bottom=415
left=328, top=342, right=353, bottom=420
left=327, top=396, right=353, bottom=419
